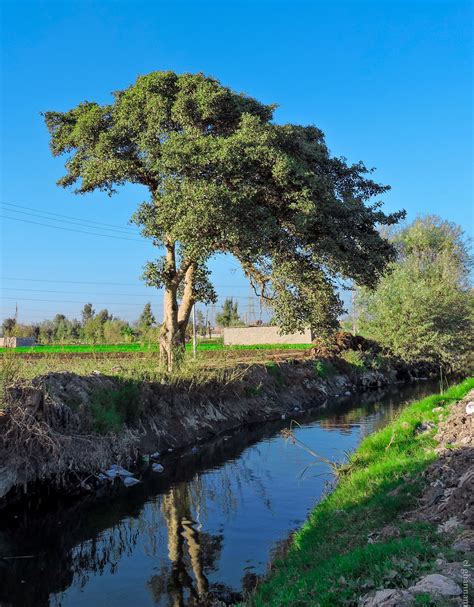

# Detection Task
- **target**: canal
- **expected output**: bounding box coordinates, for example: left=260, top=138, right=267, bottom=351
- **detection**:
left=0, top=380, right=439, bottom=607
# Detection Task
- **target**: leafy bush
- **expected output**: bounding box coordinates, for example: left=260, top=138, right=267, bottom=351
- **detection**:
left=341, top=349, right=366, bottom=372
left=90, top=382, right=141, bottom=434
left=266, top=362, right=285, bottom=386
left=314, top=359, right=336, bottom=378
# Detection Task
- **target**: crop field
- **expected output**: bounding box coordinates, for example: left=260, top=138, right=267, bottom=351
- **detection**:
left=0, top=341, right=313, bottom=355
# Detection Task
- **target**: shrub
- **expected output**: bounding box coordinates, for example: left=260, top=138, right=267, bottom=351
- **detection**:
left=90, top=381, right=141, bottom=434
left=314, top=359, right=336, bottom=378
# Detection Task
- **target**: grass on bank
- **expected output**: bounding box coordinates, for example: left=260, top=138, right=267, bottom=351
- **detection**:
left=247, top=377, right=474, bottom=607
left=0, top=341, right=313, bottom=354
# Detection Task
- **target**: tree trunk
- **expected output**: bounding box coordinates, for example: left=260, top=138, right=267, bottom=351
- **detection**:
left=160, top=243, right=196, bottom=371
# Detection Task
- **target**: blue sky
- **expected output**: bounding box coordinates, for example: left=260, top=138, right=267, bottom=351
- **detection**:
left=1, top=0, right=472, bottom=324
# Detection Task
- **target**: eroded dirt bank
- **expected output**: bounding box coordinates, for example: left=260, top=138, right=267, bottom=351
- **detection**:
left=0, top=359, right=431, bottom=508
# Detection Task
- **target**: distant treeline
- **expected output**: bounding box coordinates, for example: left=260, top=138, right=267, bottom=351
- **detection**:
left=1, top=298, right=249, bottom=344
left=1, top=302, right=161, bottom=344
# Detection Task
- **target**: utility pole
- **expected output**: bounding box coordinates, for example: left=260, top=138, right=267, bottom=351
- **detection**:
left=192, top=304, right=197, bottom=358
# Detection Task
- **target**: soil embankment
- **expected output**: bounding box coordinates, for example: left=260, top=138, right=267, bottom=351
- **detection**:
left=0, top=356, right=423, bottom=508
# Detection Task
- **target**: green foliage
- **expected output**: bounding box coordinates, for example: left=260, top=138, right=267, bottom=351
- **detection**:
left=245, top=384, right=264, bottom=397
left=357, top=216, right=473, bottom=372
left=0, top=341, right=313, bottom=354
left=247, top=377, right=474, bottom=607
left=314, top=359, right=336, bottom=378
left=341, top=349, right=366, bottom=372
left=216, top=298, right=243, bottom=327
left=90, top=381, right=141, bottom=434
left=138, top=302, right=156, bottom=330
left=81, top=303, right=95, bottom=325
left=265, top=362, right=285, bottom=386
left=44, top=70, right=403, bottom=341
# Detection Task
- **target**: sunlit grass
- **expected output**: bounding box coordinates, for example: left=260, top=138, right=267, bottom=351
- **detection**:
left=0, top=341, right=312, bottom=354
left=247, top=377, right=474, bottom=607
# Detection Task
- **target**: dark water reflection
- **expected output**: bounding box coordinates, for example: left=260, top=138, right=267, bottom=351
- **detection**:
left=0, top=380, right=439, bottom=607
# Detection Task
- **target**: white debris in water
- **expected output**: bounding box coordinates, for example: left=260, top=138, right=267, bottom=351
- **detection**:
left=122, top=476, right=141, bottom=487
left=344, top=391, right=351, bottom=396
left=150, top=452, right=161, bottom=461
left=104, top=465, right=134, bottom=479
left=191, top=446, right=198, bottom=453
left=97, top=473, right=109, bottom=482
left=152, top=463, right=164, bottom=473
left=167, top=448, right=173, bottom=452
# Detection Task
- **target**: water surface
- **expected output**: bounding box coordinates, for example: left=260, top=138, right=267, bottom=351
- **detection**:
left=0, top=380, right=438, bottom=607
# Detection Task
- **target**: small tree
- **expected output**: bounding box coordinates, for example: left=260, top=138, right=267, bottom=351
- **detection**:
left=2, top=318, right=16, bottom=337
left=357, top=216, right=473, bottom=372
left=81, top=303, right=95, bottom=325
left=45, top=71, right=403, bottom=369
left=138, top=302, right=156, bottom=331
left=195, top=309, right=207, bottom=337
left=216, top=298, right=243, bottom=328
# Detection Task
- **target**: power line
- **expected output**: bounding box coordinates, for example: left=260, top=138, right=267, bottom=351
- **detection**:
left=1, top=297, right=162, bottom=307
left=0, top=276, right=252, bottom=288
left=0, top=206, right=141, bottom=237
left=1, top=276, right=141, bottom=286
left=0, top=289, right=254, bottom=302
left=2, top=287, right=162, bottom=297
left=0, top=215, right=145, bottom=242
left=1, top=201, right=141, bottom=234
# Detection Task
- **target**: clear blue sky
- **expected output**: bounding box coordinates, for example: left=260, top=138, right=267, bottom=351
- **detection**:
left=1, top=0, right=472, bottom=324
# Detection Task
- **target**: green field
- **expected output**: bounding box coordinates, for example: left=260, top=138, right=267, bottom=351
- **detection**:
left=0, top=341, right=313, bottom=354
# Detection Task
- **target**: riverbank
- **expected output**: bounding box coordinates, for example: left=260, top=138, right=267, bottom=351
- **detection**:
left=246, top=378, right=474, bottom=607
left=0, top=350, right=434, bottom=508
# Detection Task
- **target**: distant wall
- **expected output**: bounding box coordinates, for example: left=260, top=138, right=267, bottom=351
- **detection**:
left=0, top=337, right=36, bottom=348
left=223, top=326, right=313, bottom=346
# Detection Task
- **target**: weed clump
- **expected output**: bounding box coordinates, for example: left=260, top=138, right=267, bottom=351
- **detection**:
left=266, top=362, right=285, bottom=386
left=90, top=381, right=141, bottom=434
left=314, top=359, right=336, bottom=379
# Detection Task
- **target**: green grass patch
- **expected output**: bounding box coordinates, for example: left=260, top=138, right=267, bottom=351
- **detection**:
left=247, top=377, right=474, bottom=607
left=89, top=381, right=141, bottom=434
left=266, top=362, right=286, bottom=386
left=0, top=341, right=312, bottom=354
left=314, top=359, right=336, bottom=378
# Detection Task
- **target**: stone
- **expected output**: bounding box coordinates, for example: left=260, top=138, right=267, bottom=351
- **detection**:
left=417, top=421, right=436, bottom=434
left=437, top=561, right=472, bottom=586
left=359, top=588, right=414, bottom=606
left=437, top=516, right=461, bottom=533
left=104, top=464, right=134, bottom=479
left=408, top=574, right=462, bottom=597
left=122, top=476, right=141, bottom=487
left=465, top=401, right=474, bottom=415
left=152, top=463, right=164, bottom=473
left=452, top=530, right=474, bottom=553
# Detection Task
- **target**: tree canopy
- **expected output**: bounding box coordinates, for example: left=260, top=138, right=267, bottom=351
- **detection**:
left=357, top=216, right=473, bottom=372
left=45, top=70, right=404, bottom=366
left=216, top=298, right=243, bottom=328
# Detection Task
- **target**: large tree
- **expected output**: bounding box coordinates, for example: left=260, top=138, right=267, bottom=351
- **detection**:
left=44, top=71, right=403, bottom=368
left=357, top=216, right=473, bottom=372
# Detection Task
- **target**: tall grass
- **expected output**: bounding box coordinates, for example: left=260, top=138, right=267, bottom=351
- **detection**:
left=0, top=349, right=250, bottom=389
